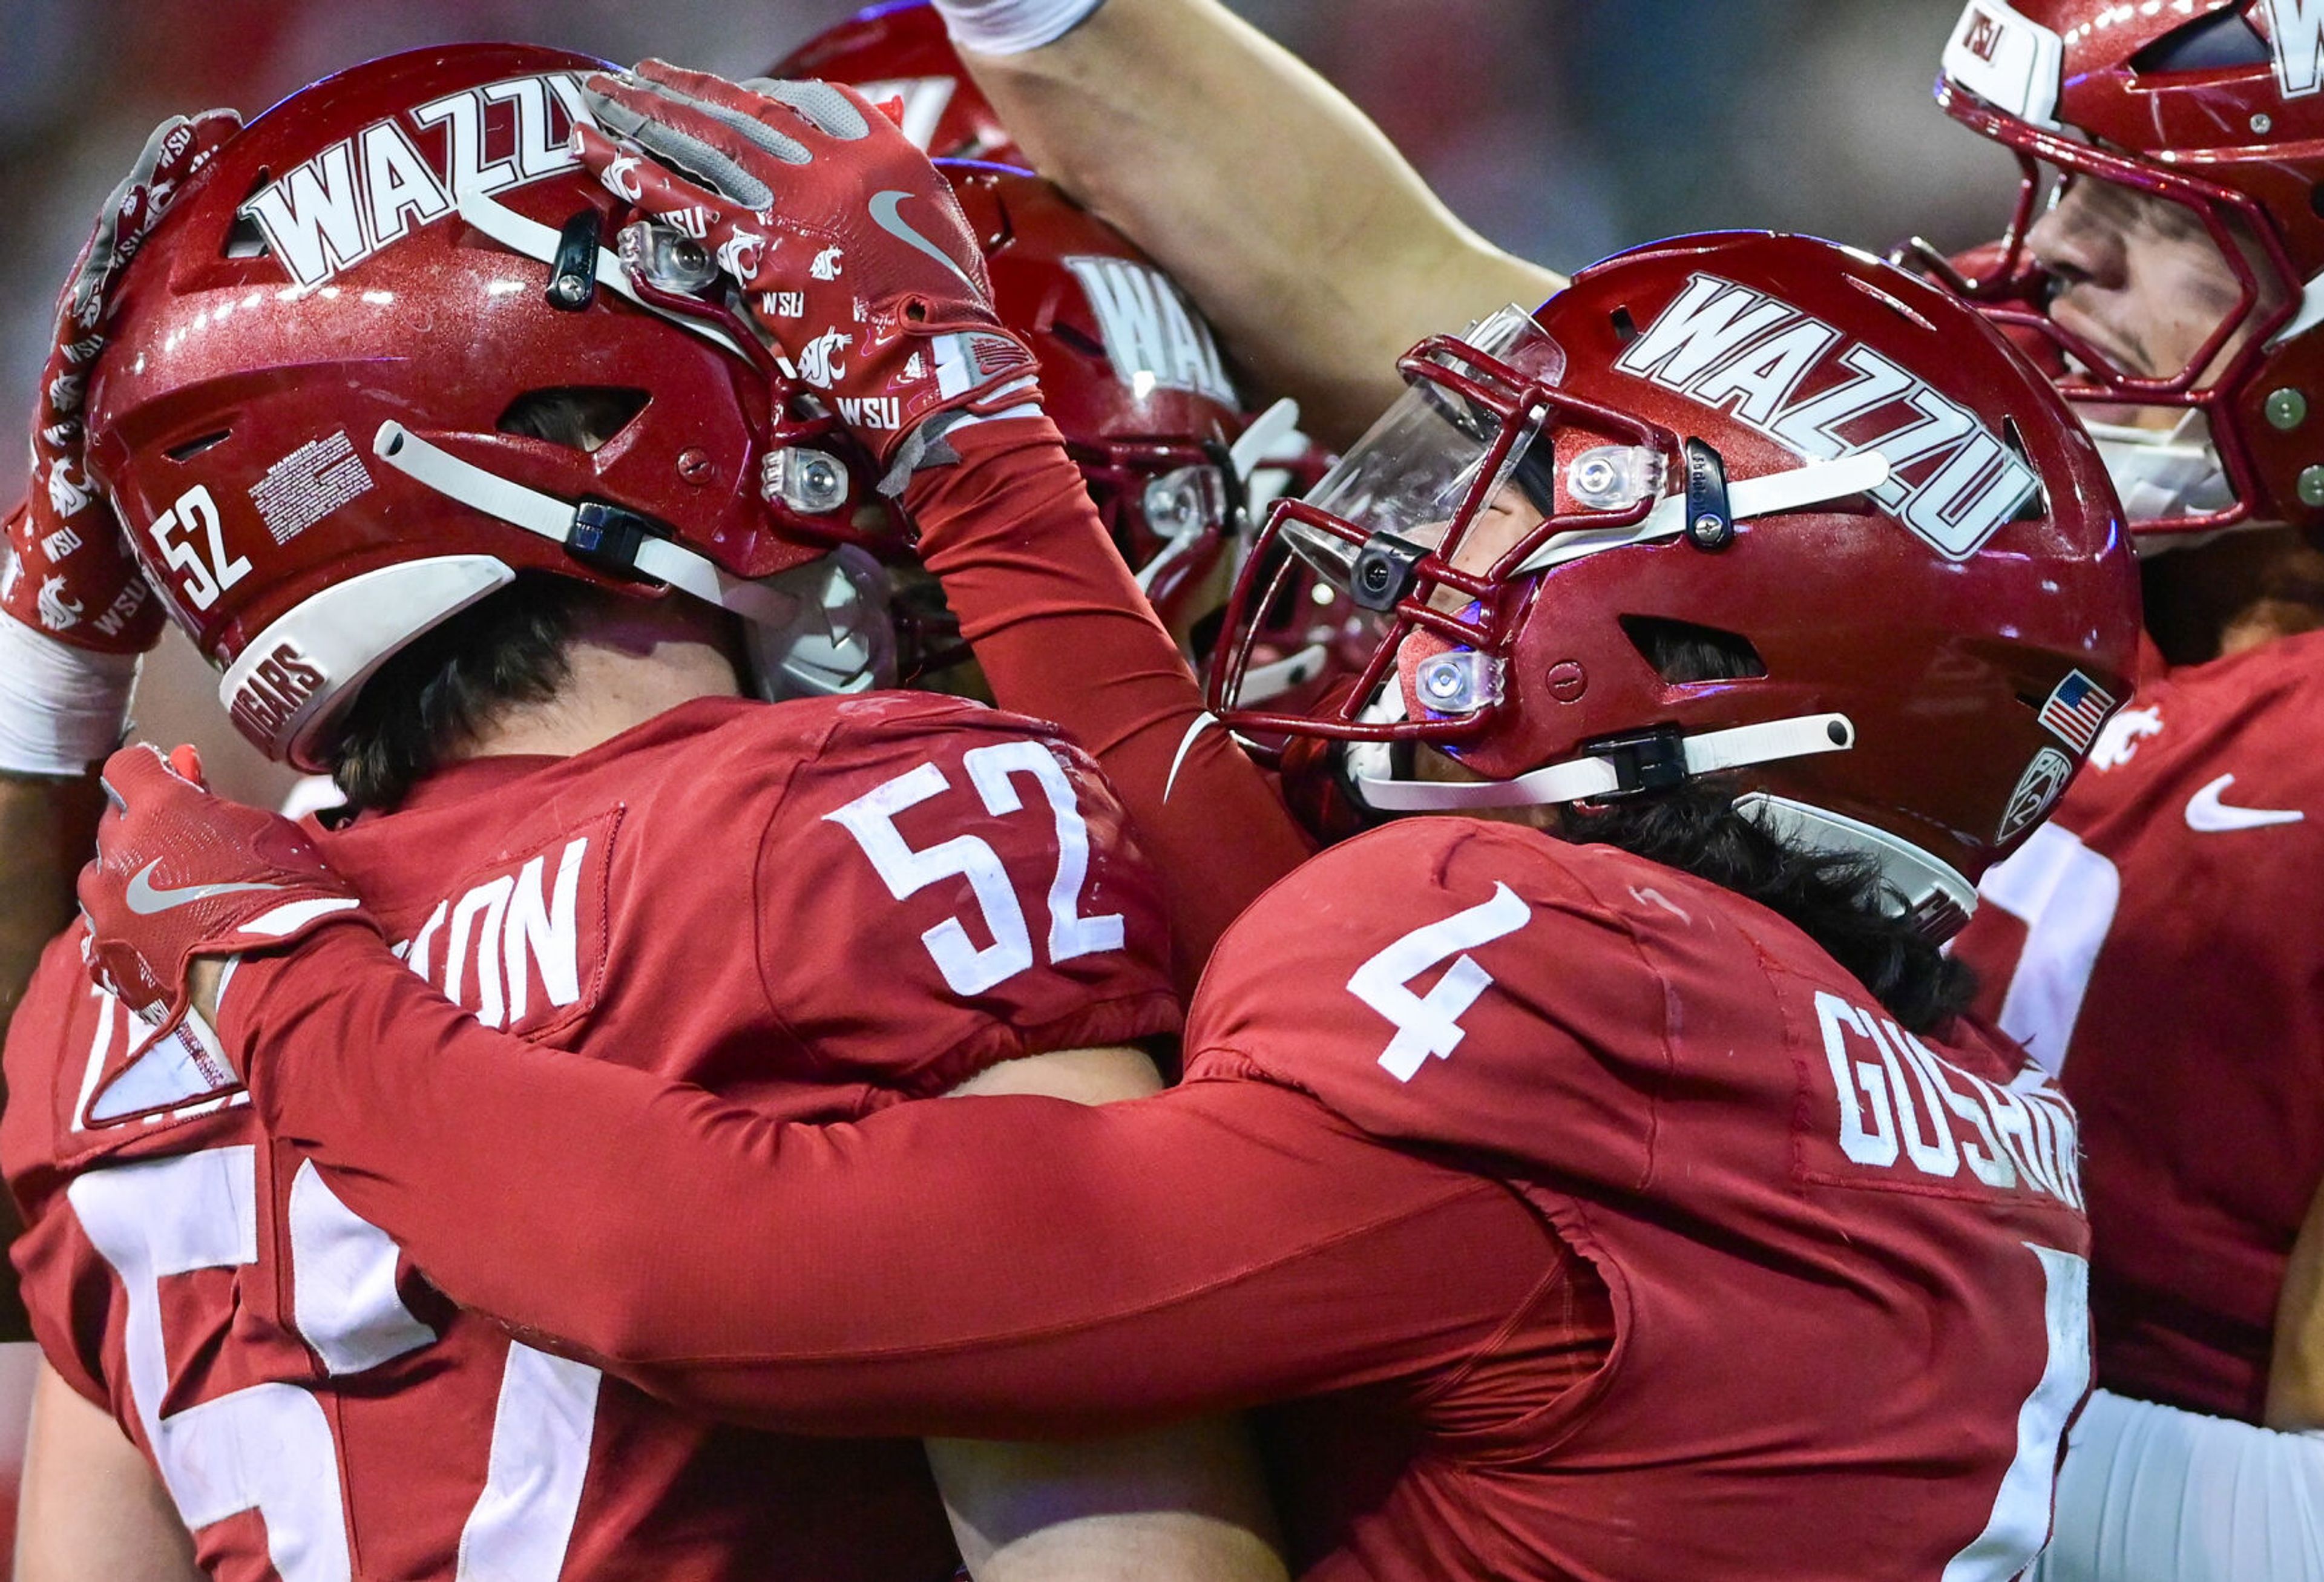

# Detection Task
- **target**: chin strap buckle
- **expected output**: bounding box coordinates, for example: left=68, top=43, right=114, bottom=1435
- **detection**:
left=565, top=501, right=655, bottom=578
left=1581, top=726, right=1689, bottom=798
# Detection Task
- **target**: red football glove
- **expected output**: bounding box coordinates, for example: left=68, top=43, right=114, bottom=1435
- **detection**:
left=2, top=109, right=240, bottom=652
left=79, top=744, right=373, bottom=1059
left=575, top=62, right=1039, bottom=478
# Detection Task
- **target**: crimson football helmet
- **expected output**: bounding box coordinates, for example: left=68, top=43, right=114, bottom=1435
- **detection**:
left=1209, top=231, right=2141, bottom=937
left=83, top=44, right=900, bottom=770
left=771, top=1, right=1026, bottom=165
left=704, top=163, right=1255, bottom=665
left=1926, top=0, right=2324, bottom=536
left=764, top=12, right=1264, bottom=662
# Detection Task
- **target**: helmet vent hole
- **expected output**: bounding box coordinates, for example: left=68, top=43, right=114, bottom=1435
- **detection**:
left=165, top=428, right=232, bottom=462
left=224, top=171, right=274, bottom=258
left=1049, top=323, right=1107, bottom=358
left=2129, top=7, right=2271, bottom=74
left=497, top=388, right=651, bottom=453
left=223, top=212, right=268, bottom=259
left=2000, top=416, right=2048, bottom=522
left=1619, top=615, right=1765, bottom=683
left=1610, top=306, right=1639, bottom=344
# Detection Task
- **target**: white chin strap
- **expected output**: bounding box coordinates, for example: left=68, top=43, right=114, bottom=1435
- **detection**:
left=453, top=185, right=752, bottom=360
left=371, top=421, right=891, bottom=695
left=1517, top=451, right=1891, bottom=574
left=1349, top=716, right=1977, bottom=930
left=1237, top=644, right=1330, bottom=703
left=1352, top=712, right=1856, bottom=811
left=2081, top=415, right=2235, bottom=542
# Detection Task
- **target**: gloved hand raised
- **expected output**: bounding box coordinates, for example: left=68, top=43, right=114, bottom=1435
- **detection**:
left=575, top=62, right=1040, bottom=483
left=4, top=108, right=240, bottom=657
left=78, top=743, right=373, bottom=1069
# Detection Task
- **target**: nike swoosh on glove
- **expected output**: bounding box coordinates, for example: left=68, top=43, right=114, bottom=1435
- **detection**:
left=79, top=743, right=375, bottom=1074
left=576, top=62, right=1039, bottom=484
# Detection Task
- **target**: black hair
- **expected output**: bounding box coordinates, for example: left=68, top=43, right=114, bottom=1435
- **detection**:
left=1559, top=785, right=1977, bottom=1034
left=324, top=389, right=651, bottom=812
left=1561, top=618, right=1976, bottom=1034
left=326, top=575, right=591, bottom=813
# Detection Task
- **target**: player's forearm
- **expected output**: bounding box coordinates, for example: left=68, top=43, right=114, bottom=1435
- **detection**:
left=930, top=1039, right=1287, bottom=1580
left=231, top=925, right=1538, bottom=1436
left=16, top=1360, right=200, bottom=1582
left=928, top=1417, right=1287, bottom=1582
left=959, top=0, right=1564, bottom=444
left=906, top=418, right=1313, bottom=980
left=2266, top=1170, right=2324, bottom=1428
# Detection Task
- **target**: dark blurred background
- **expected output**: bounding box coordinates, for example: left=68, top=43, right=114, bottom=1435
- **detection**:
left=0, top=0, right=2012, bottom=807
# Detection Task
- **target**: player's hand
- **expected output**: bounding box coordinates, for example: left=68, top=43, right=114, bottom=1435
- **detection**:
left=2, top=109, right=240, bottom=653
left=576, top=63, right=1039, bottom=472
left=78, top=743, right=372, bottom=1062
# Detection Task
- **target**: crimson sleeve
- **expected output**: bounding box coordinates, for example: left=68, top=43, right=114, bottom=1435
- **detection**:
left=902, top=416, right=1316, bottom=982
left=228, top=924, right=1558, bottom=1439
left=4, top=931, right=122, bottom=1406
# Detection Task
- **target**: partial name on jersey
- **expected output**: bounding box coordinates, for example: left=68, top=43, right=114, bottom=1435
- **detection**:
left=1813, top=990, right=2083, bottom=1208
left=1615, top=271, right=2039, bottom=560
left=241, top=73, right=589, bottom=289
left=386, top=812, right=616, bottom=1034
left=1064, top=256, right=1237, bottom=407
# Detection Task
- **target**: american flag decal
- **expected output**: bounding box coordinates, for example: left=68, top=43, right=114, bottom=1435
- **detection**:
left=2037, top=670, right=2115, bottom=753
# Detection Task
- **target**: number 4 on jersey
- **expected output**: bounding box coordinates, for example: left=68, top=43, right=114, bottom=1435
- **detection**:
left=826, top=740, right=1128, bottom=996
left=1348, top=883, right=1531, bottom=1081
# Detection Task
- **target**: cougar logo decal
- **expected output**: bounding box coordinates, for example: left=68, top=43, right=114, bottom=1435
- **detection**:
left=36, top=575, right=83, bottom=632
left=46, top=459, right=94, bottom=519
left=798, top=327, right=852, bottom=389
left=717, top=226, right=767, bottom=280
left=599, top=153, right=645, bottom=202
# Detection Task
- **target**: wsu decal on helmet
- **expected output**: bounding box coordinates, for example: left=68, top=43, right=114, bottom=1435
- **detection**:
left=240, top=74, right=589, bottom=288
left=1065, top=256, right=1237, bottom=405
left=1617, top=272, right=2039, bottom=560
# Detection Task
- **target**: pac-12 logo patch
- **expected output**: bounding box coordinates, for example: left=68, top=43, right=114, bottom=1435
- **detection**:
left=1998, top=746, right=2074, bottom=842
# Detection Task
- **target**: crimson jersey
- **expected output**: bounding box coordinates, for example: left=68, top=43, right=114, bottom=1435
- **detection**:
left=1952, top=627, right=2324, bottom=1423
left=3, top=691, right=1177, bottom=1581
left=220, top=816, right=2091, bottom=1581
left=1192, top=820, right=2092, bottom=1580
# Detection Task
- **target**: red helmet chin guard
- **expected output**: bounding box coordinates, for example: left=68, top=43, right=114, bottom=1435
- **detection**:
left=1209, top=231, right=2141, bottom=939
left=1922, top=0, right=2324, bottom=538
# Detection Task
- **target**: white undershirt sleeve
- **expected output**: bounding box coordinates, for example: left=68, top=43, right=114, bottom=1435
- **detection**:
left=928, top=0, right=1108, bottom=56
left=2034, top=1388, right=2324, bottom=1582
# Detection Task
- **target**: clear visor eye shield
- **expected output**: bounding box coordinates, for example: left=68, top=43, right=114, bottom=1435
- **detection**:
left=1212, top=306, right=1665, bottom=741
left=363, top=180, right=897, bottom=700
left=1204, top=306, right=1888, bottom=787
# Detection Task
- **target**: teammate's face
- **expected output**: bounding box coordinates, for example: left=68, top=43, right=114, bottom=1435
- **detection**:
left=2028, top=174, right=2274, bottom=386
left=1420, top=483, right=1547, bottom=614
